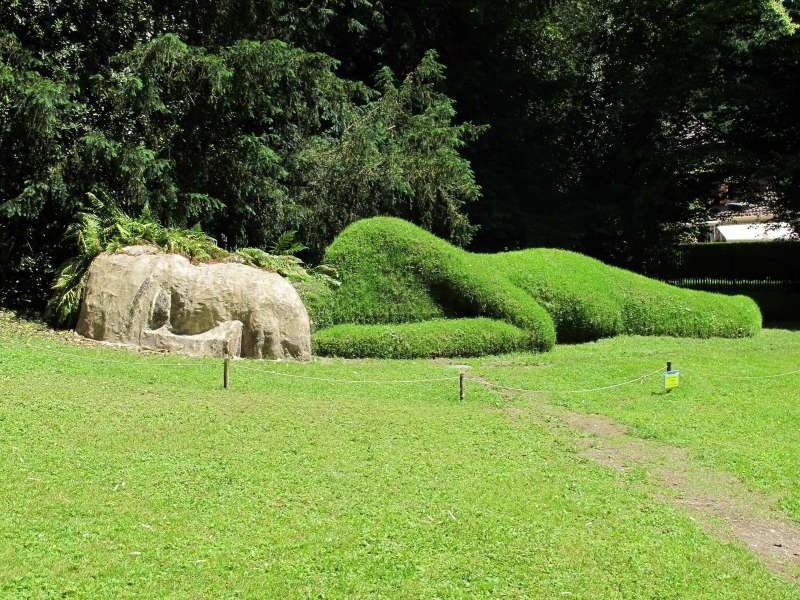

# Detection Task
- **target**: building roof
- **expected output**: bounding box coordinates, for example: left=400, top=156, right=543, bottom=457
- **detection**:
left=715, top=223, right=794, bottom=242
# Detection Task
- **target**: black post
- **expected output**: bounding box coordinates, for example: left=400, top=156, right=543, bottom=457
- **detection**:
left=459, top=372, right=465, bottom=401
left=665, top=361, right=672, bottom=393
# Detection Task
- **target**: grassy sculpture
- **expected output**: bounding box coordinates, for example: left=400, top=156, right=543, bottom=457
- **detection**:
left=313, top=217, right=761, bottom=358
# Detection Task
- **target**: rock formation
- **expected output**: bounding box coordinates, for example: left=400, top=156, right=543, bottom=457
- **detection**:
left=76, top=246, right=311, bottom=359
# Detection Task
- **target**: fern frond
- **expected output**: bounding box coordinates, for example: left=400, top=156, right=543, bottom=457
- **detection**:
left=269, top=230, right=308, bottom=256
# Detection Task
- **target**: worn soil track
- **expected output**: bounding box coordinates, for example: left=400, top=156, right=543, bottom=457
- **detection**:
left=474, top=376, right=800, bottom=581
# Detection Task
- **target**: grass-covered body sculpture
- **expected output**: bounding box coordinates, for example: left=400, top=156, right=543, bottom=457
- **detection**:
left=313, top=218, right=761, bottom=358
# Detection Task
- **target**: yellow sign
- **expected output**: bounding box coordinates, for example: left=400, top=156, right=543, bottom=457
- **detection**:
left=664, top=370, right=680, bottom=391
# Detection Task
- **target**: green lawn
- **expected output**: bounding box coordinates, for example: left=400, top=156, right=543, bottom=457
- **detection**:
left=1, top=313, right=799, bottom=598
left=469, top=328, right=800, bottom=522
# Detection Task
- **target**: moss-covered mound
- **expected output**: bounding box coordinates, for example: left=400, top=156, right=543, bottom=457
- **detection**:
left=313, top=318, right=536, bottom=359
left=313, top=217, right=761, bottom=357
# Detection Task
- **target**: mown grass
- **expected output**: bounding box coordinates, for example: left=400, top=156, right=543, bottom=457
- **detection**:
left=1, top=311, right=799, bottom=598
left=315, top=217, right=761, bottom=357
left=468, top=327, right=800, bottom=522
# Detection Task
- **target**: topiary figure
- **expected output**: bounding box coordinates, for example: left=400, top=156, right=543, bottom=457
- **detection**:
left=313, top=217, right=761, bottom=358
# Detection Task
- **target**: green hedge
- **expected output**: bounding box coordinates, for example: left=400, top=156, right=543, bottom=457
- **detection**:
left=314, top=217, right=761, bottom=357
left=313, top=318, right=537, bottom=359
left=674, top=241, right=800, bottom=280
left=663, top=241, right=800, bottom=322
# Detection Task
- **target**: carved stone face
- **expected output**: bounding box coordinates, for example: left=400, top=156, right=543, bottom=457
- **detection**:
left=77, top=246, right=311, bottom=360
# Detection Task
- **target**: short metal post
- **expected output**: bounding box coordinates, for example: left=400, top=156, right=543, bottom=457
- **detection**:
left=459, top=372, right=465, bottom=401
left=666, top=361, right=671, bottom=393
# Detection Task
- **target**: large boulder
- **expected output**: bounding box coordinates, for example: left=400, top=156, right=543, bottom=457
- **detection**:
left=76, top=246, right=311, bottom=359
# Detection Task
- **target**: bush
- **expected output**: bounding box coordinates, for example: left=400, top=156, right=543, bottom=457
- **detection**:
left=1, top=33, right=481, bottom=311
left=312, top=318, right=536, bottom=359
left=314, top=217, right=761, bottom=357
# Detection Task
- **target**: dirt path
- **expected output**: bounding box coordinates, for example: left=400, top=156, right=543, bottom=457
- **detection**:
left=473, top=376, right=800, bottom=581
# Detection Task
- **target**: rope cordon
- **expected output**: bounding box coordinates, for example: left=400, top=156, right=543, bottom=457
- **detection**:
left=233, top=363, right=459, bottom=384
left=477, top=368, right=664, bottom=395
left=6, top=341, right=800, bottom=388
left=727, top=367, right=800, bottom=380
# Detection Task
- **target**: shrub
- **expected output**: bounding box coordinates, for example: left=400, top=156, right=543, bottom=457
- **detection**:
left=312, top=319, right=536, bottom=359
left=314, top=217, right=761, bottom=357
left=232, top=246, right=340, bottom=324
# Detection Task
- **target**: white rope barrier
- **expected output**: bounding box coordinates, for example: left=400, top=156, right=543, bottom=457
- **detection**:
left=4, top=339, right=797, bottom=391
left=727, top=368, right=800, bottom=380
left=2, top=342, right=459, bottom=384
left=476, top=368, right=664, bottom=396
left=4, top=341, right=662, bottom=390
left=233, top=363, right=459, bottom=384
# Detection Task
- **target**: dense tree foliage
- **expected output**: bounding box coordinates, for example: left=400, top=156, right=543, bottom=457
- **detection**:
left=347, top=0, right=798, bottom=268
left=1, top=0, right=798, bottom=312
left=0, top=3, right=479, bottom=310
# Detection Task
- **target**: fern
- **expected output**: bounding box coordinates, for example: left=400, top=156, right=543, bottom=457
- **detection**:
left=268, top=230, right=308, bottom=256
